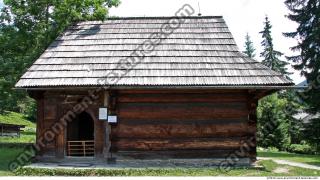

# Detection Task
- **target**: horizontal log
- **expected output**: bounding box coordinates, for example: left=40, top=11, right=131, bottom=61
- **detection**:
left=111, top=123, right=250, bottom=138
left=118, top=89, right=248, bottom=94
left=112, top=137, right=245, bottom=151
left=117, top=117, right=248, bottom=125
left=118, top=93, right=247, bottom=103
left=114, top=150, right=253, bottom=159
left=117, top=102, right=248, bottom=120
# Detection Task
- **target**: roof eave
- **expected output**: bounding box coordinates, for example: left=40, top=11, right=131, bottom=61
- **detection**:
left=14, top=84, right=296, bottom=91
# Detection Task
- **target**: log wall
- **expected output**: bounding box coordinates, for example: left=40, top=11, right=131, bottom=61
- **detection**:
left=111, top=89, right=256, bottom=159
left=30, top=89, right=259, bottom=160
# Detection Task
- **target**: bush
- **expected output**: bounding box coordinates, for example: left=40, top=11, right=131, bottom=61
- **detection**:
left=266, top=147, right=280, bottom=152
left=257, top=94, right=291, bottom=151
left=287, top=144, right=315, bottom=154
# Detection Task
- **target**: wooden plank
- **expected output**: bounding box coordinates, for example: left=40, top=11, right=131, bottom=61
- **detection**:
left=118, top=102, right=247, bottom=109
left=67, top=140, right=95, bottom=156
left=36, top=96, right=44, bottom=156
left=247, top=92, right=258, bottom=162
left=117, top=117, right=248, bottom=125
left=117, top=89, right=248, bottom=94
left=55, top=126, right=65, bottom=158
left=117, top=102, right=248, bottom=120
left=44, top=104, right=57, bottom=120
left=118, top=93, right=247, bottom=103
left=56, top=99, right=65, bottom=158
left=94, top=117, right=105, bottom=158
left=111, top=123, right=250, bottom=139
left=112, top=137, right=244, bottom=151
left=115, top=150, right=252, bottom=159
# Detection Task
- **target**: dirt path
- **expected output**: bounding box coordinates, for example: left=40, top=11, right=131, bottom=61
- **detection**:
left=258, top=157, right=320, bottom=170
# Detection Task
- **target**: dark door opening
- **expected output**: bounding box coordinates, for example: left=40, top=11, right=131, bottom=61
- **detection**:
left=67, top=112, right=94, bottom=156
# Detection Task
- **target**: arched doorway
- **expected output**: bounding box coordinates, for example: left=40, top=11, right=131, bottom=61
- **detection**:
left=67, top=111, right=94, bottom=157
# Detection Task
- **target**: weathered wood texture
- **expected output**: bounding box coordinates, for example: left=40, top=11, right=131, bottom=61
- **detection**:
left=33, top=89, right=259, bottom=160
left=111, top=90, right=254, bottom=159
left=247, top=91, right=258, bottom=162
left=114, top=150, right=254, bottom=159
left=35, top=91, right=103, bottom=158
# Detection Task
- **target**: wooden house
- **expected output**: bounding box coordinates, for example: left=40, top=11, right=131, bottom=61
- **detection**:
left=15, top=16, right=293, bottom=164
left=0, top=123, right=25, bottom=137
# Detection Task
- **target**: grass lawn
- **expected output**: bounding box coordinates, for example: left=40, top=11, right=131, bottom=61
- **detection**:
left=0, top=147, right=26, bottom=176
left=0, top=130, right=36, bottom=143
left=258, top=150, right=320, bottom=166
left=0, top=147, right=319, bottom=176
left=0, top=111, right=36, bottom=144
left=12, top=159, right=320, bottom=176
left=0, top=112, right=35, bottom=128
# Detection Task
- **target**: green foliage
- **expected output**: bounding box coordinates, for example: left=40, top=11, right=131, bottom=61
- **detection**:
left=258, top=147, right=280, bottom=152
left=284, top=0, right=320, bottom=152
left=287, top=144, right=315, bottom=155
left=257, top=90, right=308, bottom=151
left=257, top=93, right=292, bottom=150
left=260, top=16, right=291, bottom=77
left=0, top=111, right=35, bottom=128
left=243, top=33, right=256, bottom=58
left=0, top=0, right=121, bottom=114
left=280, top=90, right=306, bottom=144
left=17, top=97, right=36, bottom=121
left=257, top=15, right=307, bottom=152
left=303, top=118, right=320, bottom=152
left=0, top=111, right=36, bottom=143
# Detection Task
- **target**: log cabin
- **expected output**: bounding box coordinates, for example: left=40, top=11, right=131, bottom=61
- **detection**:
left=0, top=123, right=25, bottom=137
left=15, top=16, right=293, bottom=165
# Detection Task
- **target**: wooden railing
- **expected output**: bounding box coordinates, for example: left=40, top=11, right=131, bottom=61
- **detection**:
left=67, top=140, right=94, bottom=156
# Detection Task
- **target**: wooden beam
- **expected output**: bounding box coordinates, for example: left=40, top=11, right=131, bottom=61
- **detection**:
left=100, top=91, right=111, bottom=159
left=55, top=98, right=66, bottom=159
left=35, top=93, right=44, bottom=156
left=247, top=91, right=258, bottom=162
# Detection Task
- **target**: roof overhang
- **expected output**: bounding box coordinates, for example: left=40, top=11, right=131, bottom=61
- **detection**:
left=15, top=84, right=296, bottom=91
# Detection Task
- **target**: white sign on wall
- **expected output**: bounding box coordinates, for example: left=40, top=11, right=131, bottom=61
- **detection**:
left=108, top=116, right=117, bottom=123
left=99, top=108, right=108, bottom=120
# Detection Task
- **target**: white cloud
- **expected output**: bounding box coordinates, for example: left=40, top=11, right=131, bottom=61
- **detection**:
left=109, top=0, right=305, bottom=84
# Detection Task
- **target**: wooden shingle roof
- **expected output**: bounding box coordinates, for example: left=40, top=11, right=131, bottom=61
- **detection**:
left=15, top=16, right=293, bottom=89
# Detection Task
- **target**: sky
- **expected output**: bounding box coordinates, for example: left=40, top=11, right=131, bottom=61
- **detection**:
left=109, top=0, right=304, bottom=84
left=0, top=0, right=305, bottom=84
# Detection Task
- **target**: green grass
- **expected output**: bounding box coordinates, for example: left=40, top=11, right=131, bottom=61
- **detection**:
left=0, top=111, right=35, bottom=128
left=258, top=150, right=320, bottom=166
left=0, top=147, right=319, bottom=176
left=13, top=160, right=320, bottom=176
left=0, top=147, right=27, bottom=176
left=0, top=130, right=36, bottom=143
left=0, top=112, right=36, bottom=143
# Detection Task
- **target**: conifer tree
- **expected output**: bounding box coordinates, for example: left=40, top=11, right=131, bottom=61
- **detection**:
left=260, top=16, right=290, bottom=77
left=284, top=0, right=320, bottom=151
left=243, top=33, right=256, bottom=58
